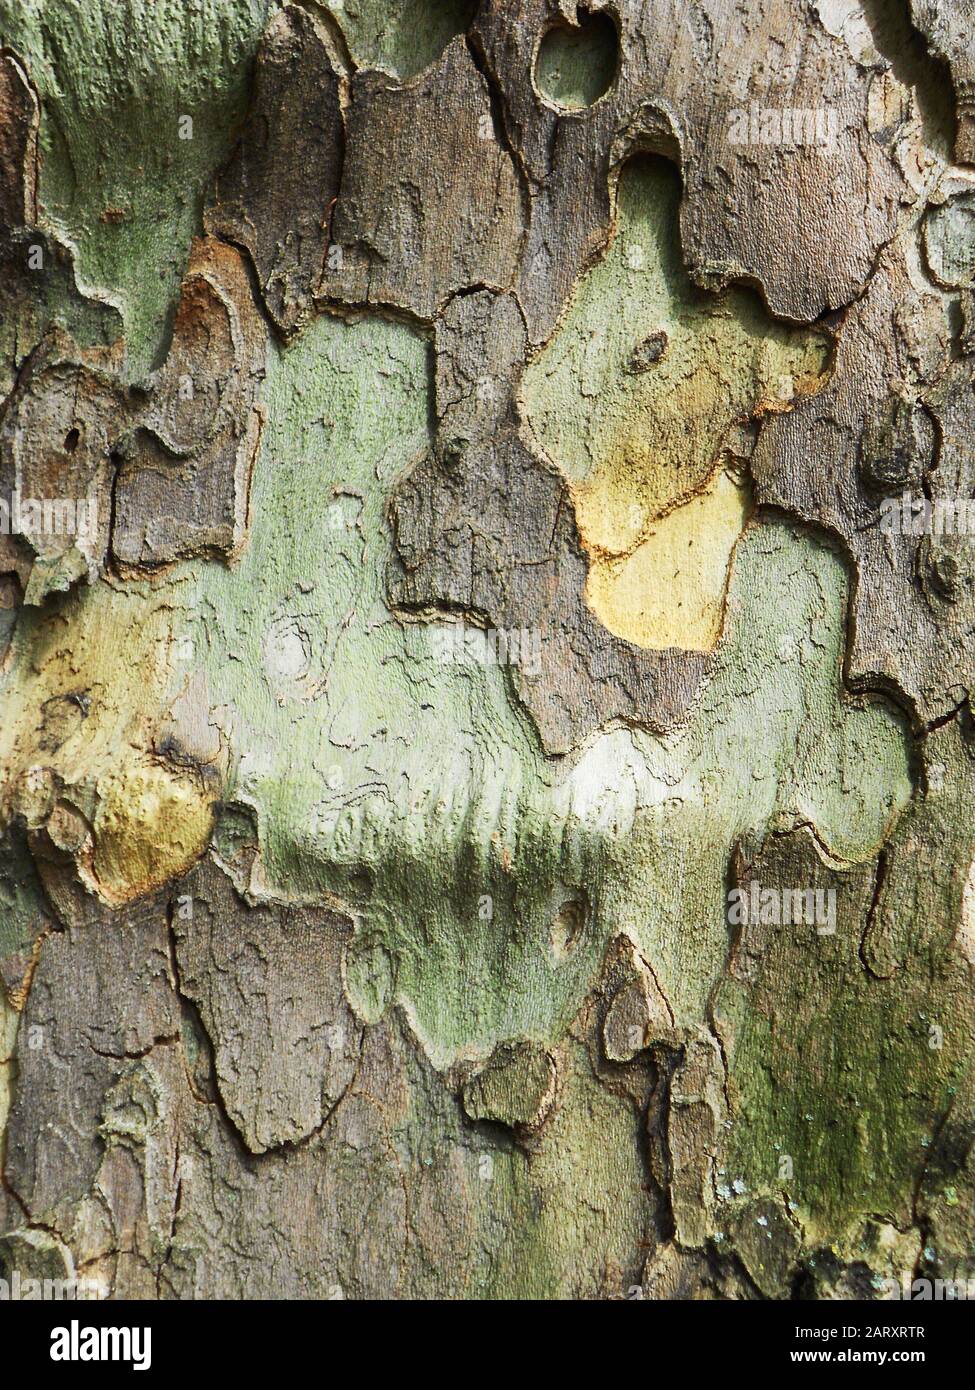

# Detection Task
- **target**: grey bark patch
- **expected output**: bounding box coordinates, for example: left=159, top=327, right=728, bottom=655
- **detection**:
left=4, top=898, right=178, bottom=1231
left=462, top=1040, right=557, bottom=1134
left=0, top=823, right=52, bottom=1006
left=321, top=39, right=525, bottom=319
left=172, top=859, right=362, bottom=1155
left=206, top=5, right=345, bottom=339
left=112, top=239, right=266, bottom=570
left=0, top=50, right=38, bottom=232
left=0, top=349, right=120, bottom=602
left=753, top=239, right=975, bottom=725
left=1, top=239, right=265, bottom=595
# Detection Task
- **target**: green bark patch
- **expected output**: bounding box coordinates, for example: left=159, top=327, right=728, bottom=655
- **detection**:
left=329, top=0, right=477, bottom=78
left=179, top=305, right=912, bottom=1067
left=534, top=8, right=619, bottom=110
left=0, top=0, right=269, bottom=376
left=718, top=716, right=975, bottom=1247
left=522, top=157, right=832, bottom=651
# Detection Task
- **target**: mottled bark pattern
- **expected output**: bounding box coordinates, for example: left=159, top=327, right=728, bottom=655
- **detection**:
left=0, top=0, right=974, bottom=1302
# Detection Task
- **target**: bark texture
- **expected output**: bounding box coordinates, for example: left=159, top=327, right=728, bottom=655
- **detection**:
left=1, top=0, right=974, bottom=1300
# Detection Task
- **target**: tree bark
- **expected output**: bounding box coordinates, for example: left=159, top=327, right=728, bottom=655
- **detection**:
left=1, top=0, right=974, bottom=1300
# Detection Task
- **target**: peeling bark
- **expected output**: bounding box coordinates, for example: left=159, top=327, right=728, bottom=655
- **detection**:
left=1, top=0, right=974, bottom=1303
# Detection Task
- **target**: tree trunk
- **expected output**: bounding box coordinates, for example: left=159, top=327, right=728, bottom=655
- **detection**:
left=1, top=0, right=974, bottom=1301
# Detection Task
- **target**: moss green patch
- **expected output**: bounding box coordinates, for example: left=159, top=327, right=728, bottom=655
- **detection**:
left=718, top=715, right=975, bottom=1243
left=478, top=1040, right=650, bottom=1298
left=534, top=10, right=619, bottom=110
left=329, top=0, right=476, bottom=78
left=0, top=0, right=269, bottom=376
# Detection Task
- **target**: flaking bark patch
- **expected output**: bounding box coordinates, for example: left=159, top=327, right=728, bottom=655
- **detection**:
left=0, top=0, right=974, bottom=1301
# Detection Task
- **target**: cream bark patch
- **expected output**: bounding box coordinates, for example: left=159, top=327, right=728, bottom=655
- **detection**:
left=582, top=467, right=753, bottom=651
left=522, top=156, right=832, bottom=653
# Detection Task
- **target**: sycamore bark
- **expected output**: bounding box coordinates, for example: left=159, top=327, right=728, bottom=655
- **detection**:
left=1, top=0, right=975, bottom=1300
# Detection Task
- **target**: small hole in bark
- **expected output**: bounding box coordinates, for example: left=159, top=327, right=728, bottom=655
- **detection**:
left=535, top=7, right=619, bottom=111
left=628, top=330, right=669, bottom=373
left=63, top=427, right=80, bottom=452
left=550, top=898, right=586, bottom=960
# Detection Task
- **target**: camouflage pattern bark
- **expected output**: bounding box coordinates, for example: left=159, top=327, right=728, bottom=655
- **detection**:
left=1, top=0, right=974, bottom=1301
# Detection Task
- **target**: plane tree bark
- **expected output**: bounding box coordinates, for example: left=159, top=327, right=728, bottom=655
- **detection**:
left=1, top=0, right=974, bottom=1300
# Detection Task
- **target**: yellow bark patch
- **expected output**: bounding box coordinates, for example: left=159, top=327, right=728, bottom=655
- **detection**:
left=0, top=579, right=217, bottom=907
left=92, top=759, right=214, bottom=905
left=583, top=467, right=753, bottom=651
